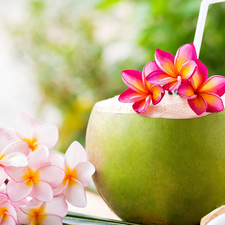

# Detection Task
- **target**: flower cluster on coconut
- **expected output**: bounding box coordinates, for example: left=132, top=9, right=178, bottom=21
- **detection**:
left=119, top=43, right=225, bottom=115
left=0, top=111, right=95, bottom=225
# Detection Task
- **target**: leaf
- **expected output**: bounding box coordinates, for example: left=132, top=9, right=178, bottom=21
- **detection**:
left=63, top=211, right=140, bottom=225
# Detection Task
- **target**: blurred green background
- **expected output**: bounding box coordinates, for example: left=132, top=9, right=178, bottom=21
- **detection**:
left=8, top=0, right=225, bottom=152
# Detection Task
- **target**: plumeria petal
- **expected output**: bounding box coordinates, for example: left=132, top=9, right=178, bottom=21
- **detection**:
left=0, top=168, right=8, bottom=185
left=146, top=70, right=176, bottom=85
left=179, top=60, right=197, bottom=81
left=142, top=61, right=161, bottom=89
left=133, top=95, right=151, bottom=114
left=0, top=194, right=8, bottom=205
left=38, top=215, right=62, bottom=225
left=200, top=93, right=224, bottom=113
left=53, top=183, right=65, bottom=196
left=143, top=61, right=161, bottom=78
left=31, top=181, right=53, bottom=202
left=5, top=167, right=27, bottom=182
left=49, top=153, right=64, bottom=168
left=178, top=82, right=197, bottom=99
left=38, top=165, right=65, bottom=188
left=163, top=78, right=181, bottom=91
left=1, top=152, right=27, bottom=167
left=63, top=181, right=87, bottom=207
left=7, top=180, right=32, bottom=201
left=188, top=95, right=208, bottom=115
left=174, top=43, right=197, bottom=73
left=155, top=49, right=176, bottom=76
left=33, top=125, right=59, bottom=150
left=190, top=59, right=208, bottom=90
left=65, top=141, right=87, bottom=169
left=151, top=85, right=165, bottom=105
left=199, top=75, right=225, bottom=96
left=15, top=111, right=39, bottom=140
left=121, top=70, right=146, bottom=93
left=28, top=148, right=50, bottom=172
left=19, top=199, right=43, bottom=215
left=43, top=195, right=68, bottom=217
left=75, top=162, right=95, bottom=187
left=0, top=129, right=13, bottom=154
left=3, top=141, right=30, bottom=157
left=119, top=88, right=146, bottom=103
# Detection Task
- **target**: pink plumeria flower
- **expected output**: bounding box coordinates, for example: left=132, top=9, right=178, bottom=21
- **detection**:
left=119, top=69, right=165, bottom=113
left=178, top=59, right=225, bottom=115
left=146, top=43, right=197, bottom=91
left=0, top=193, right=18, bottom=225
left=5, top=147, right=65, bottom=202
left=14, top=111, right=58, bottom=154
left=0, top=128, right=29, bottom=186
left=17, top=195, right=68, bottom=225
left=49, top=141, right=95, bottom=207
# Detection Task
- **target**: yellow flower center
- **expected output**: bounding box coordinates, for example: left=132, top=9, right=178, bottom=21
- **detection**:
left=0, top=206, right=9, bottom=222
left=63, top=166, right=78, bottom=187
left=23, top=168, right=40, bottom=187
left=23, top=137, right=38, bottom=152
left=28, top=206, right=47, bottom=225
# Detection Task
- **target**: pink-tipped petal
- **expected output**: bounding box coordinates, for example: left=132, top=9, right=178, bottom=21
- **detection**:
left=3, top=141, right=30, bottom=157
left=175, top=43, right=197, bottom=73
left=31, top=181, right=53, bottom=202
left=63, top=182, right=87, bottom=207
left=200, top=93, right=224, bottom=113
left=38, top=215, right=62, bottom=225
left=178, top=82, right=197, bottom=99
left=15, top=111, right=39, bottom=140
left=28, top=148, right=50, bottom=172
left=151, top=85, right=165, bottom=105
left=121, top=70, right=146, bottom=93
left=53, top=183, right=65, bottom=196
left=76, top=162, right=95, bottom=187
left=43, top=195, right=68, bottom=217
left=0, top=168, right=7, bottom=186
left=48, top=153, right=64, bottom=168
left=0, top=193, right=8, bottom=205
left=200, top=75, right=225, bottom=96
left=155, top=49, right=176, bottom=76
left=179, top=60, right=197, bottom=81
left=146, top=71, right=176, bottom=85
left=188, top=95, right=207, bottom=115
left=38, top=165, right=65, bottom=188
left=33, top=125, right=58, bottom=150
left=7, top=180, right=32, bottom=202
left=119, top=88, right=146, bottom=103
left=0, top=129, right=13, bottom=153
left=19, top=199, right=43, bottom=215
left=4, top=167, right=27, bottom=182
left=1, top=152, right=28, bottom=167
left=133, top=95, right=151, bottom=114
left=190, top=59, right=208, bottom=90
left=65, top=141, right=87, bottom=169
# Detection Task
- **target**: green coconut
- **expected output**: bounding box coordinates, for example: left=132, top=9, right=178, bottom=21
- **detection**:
left=85, top=93, right=225, bottom=225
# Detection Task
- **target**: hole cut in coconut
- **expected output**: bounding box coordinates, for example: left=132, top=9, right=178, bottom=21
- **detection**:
left=95, top=93, right=225, bottom=119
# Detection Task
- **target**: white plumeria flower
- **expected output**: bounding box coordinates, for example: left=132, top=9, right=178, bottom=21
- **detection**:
left=17, top=195, right=68, bottom=225
left=49, top=141, right=95, bottom=207
left=0, top=193, right=18, bottom=225
left=0, top=128, right=29, bottom=185
left=14, top=111, right=59, bottom=155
